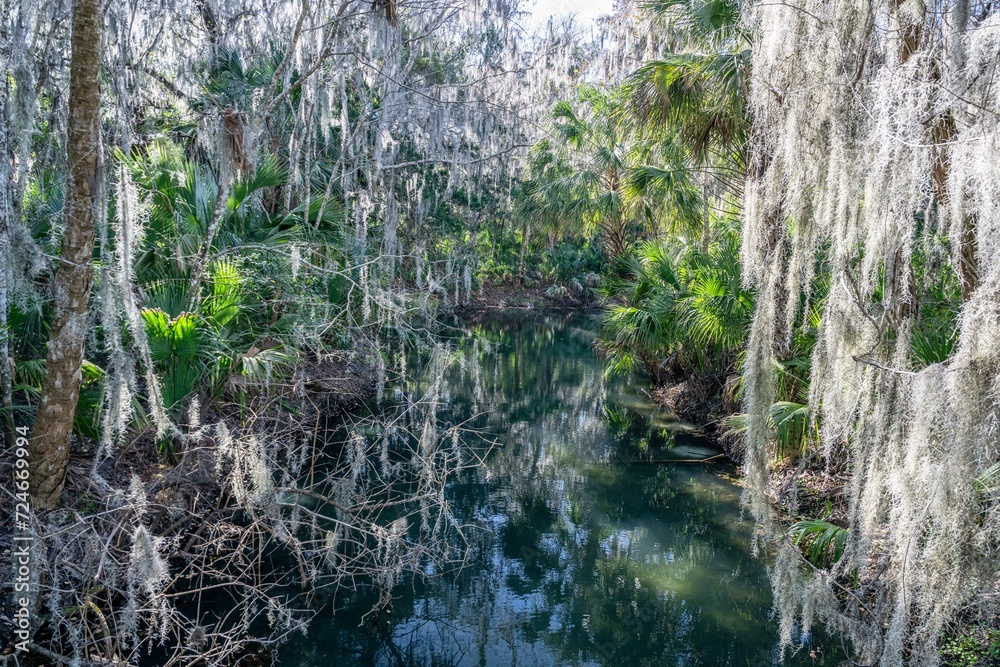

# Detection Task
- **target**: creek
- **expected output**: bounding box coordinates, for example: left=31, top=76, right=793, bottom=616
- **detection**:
left=281, top=311, right=839, bottom=667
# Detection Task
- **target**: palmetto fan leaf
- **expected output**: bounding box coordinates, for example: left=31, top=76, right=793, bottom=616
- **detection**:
left=623, top=53, right=747, bottom=162
left=204, top=260, right=243, bottom=329
left=227, top=154, right=288, bottom=211
left=547, top=86, right=706, bottom=258
left=627, top=165, right=702, bottom=235
left=639, top=0, right=745, bottom=45
left=769, top=401, right=812, bottom=458
left=141, top=309, right=212, bottom=411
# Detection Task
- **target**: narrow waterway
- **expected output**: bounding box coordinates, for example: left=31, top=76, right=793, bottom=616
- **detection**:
left=283, top=311, right=838, bottom=667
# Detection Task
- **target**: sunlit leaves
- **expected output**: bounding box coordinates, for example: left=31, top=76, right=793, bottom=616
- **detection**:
left=787, top=519, right=848, bottom=568
left=141, top=309, right=209, bottom=410
left=598, top=222, right=753, bottom=379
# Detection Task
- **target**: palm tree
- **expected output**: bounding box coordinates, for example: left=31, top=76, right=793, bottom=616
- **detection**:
left=620, top=0, right=751, bottom=246
left=514, top=140, right=577, bottom=277
left=546, top=86, right=702, bottom=259
left=599, top=220, right=754, bottom=383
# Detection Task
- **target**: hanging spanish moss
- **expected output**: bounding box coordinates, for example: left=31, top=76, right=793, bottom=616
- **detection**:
left=743, top=0, right=1000, bottom=662
left=5, top=0, right=999, bottom=662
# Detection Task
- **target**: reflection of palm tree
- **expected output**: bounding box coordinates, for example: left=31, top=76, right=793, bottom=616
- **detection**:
left=602, top=405, right=634, bottom=442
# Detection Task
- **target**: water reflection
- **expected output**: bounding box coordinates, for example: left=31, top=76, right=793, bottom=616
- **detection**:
left=283, top=311, right=837, bottom=667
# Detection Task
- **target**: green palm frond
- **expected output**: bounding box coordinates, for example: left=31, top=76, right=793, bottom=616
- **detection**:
left=13, top=358, right=47, bottom=398
left=721, top=411, right=747, bottom=436
left=204, top=260, right=243, bottom=328
left=142, top=309, right=211, bottom=411
left=227, top=154, right=288, bottom=211
left=141, top=278, right=189, bottom=318
left=911, top=323, right=958, bottom=367
left=623, top=54, right=747, bottom=162
left=769, top=401, right=812, bottom=458
left=236, top=346, right=295, bottom=386
left=975, top=463, right=1000, bottom=496
left=640, top=0, right=745, bottom=44
left=788, top=519, right=849, bottom=568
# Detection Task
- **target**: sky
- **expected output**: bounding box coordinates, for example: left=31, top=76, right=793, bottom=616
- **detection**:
left=526, top=0, right=616, bottom=27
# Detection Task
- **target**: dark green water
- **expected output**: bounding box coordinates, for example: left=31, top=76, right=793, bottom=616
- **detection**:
left=283, top=311, right=839, bottom=667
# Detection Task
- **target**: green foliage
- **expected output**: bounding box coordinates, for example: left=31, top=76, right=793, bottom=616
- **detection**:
left=975, top=463, right=1000, bottom=497
left=769, top=401, right=812, bottom=459
left=912, top=324, right=958, bottom=367
left=522, top=86, right=703, bottom=261
left=74, top=362, right=107, bottom=442
left=722, top=395, right=814, bottom=460
left=142, top=309, right=210, bottom=412
left=787, top=519, right=848, bottom=568
left=598, top=220, right=753, bottom=381
left=626, top=0, right=749, bottom=168
left=204, top=260, right=244, bottom=329
left=544, top=240, right=605, bottom=283
left=106, top=139, right=359, bottom=433
left=941, top=628, right=1000, bottom=667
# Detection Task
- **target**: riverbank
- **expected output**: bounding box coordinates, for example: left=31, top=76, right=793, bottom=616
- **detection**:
left=2, top=349, right=382, bottom=665
left=457, top=278, right=601, bottom=312
left=649, top=376, right=734, bottom=437
left=79, top=350, right=380, bottom=492
left=457, top=286, right=735, bottom=449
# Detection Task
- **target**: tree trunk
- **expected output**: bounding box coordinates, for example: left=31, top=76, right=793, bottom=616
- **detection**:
left=932, top=0, right=978, bottom=300
left=602, top=214, right=629, bottom=261
left=0, top=96, right=16, bottom=451
left=890, top=0, right=923, bottom=63
left=518, top=219, right=530, bottom=279
left=28, top=0, right=103, bottom=510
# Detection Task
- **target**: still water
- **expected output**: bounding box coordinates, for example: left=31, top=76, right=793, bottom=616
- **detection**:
left=283, top=311, right=838, bottom=667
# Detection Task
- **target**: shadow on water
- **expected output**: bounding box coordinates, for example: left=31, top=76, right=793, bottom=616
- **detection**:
left=280, top=310, right=841, bottom=667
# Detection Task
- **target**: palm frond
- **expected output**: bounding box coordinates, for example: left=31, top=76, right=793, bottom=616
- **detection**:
left=788, top=519, right=849, bottom=568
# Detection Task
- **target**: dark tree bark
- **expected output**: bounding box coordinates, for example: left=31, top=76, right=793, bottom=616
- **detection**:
left=28, top=0, right=103, bottom=510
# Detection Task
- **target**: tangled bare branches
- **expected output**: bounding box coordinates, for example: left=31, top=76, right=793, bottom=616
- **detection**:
left=7, top=343, right=483, bottom=666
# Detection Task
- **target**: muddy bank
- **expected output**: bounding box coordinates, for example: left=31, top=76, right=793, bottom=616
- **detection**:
left=647, top=371, right=740, bottom=457
left=650, top=378, right=724, bottom=432
left=456, top=279, right=600, bottom=312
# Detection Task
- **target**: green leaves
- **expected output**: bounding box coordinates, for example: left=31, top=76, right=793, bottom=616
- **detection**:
left=204, top=260, right=243, bottom=329
left=681, top=235, right=753, bottom=351
left=721, top=399, right=813, bottom=459
left=600, top=222, right=754, bottom=377
left=788, top=519, right=848, bottom=568
left=541, top=86, right=706, bottom=258
left=142, top=309, right=209, bottom=410
left=975, top=463, right=1000, bottom=496
left=911, top=323, right=958, bottom=367
left=227, top=154, right=288, bottom=211
left=769, top=401, right=812, bottom=458
left=623, top=53, right=748, bottom=165
left=627, top=165, right=702, bottom=235
left=640, top=0, right=744, bottom=44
